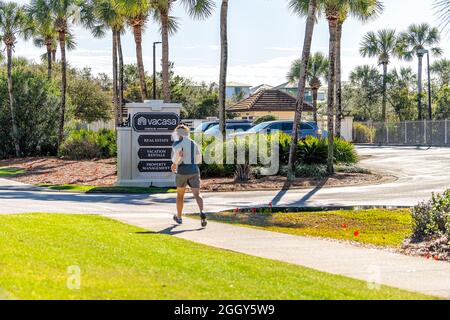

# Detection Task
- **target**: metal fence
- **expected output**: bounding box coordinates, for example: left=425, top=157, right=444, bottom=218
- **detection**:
left=353, top=120, right=450, bottom=146
left=78, top=120, right=116, bottom=132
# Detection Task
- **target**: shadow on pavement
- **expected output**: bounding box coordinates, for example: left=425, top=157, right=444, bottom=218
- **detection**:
left=270, top=178, right=329, bottom=207
left=135, top=225, right=204, bottom=236
left=0, top=190, right=180, bottom=206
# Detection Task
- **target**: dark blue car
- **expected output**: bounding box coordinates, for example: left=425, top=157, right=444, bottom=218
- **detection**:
left=230, top=120, right=327, bottom=139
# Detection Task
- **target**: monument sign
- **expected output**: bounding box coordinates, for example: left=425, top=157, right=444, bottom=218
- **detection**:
left=117, top=100, right=181, bottom=187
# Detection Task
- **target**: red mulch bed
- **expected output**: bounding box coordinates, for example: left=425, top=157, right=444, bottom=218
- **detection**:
left=0, top=157, right=387, bottom=191
left=201, top=173, right=387, bottom=192
left=401, top=236, right=450, bottom=262
left=0, top=157, right=117, bottom=186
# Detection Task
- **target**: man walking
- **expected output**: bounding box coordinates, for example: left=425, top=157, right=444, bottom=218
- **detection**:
left=171, top=125, right=207, bottom=227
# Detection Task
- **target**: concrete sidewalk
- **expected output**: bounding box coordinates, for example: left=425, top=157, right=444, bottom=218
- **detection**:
left=107, top=212, right=450, bottom=299
left=0, top=178, right=42, bottom=191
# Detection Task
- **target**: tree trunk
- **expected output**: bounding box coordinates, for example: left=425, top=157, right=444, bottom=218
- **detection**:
left=7, top=45, right=20, bottom=157
left=326, top=17, right=338, bottom=175
left=382, top=62, right=388, bottom=121
left=219, top=0, right=229, bottom=137
left=312, top=87, right=319, bottom=123
left=417, top=55, right=423, bottom=120
left=161, top=9, right=171, bottom=103
left=52, top=48, right=56, bottom=62
left=133, top=24, right=148, bottom=101
left=335, top=22, right=342, bottom=138
left=112, top=29, right=119, bottom=128
left=287, top=0, right=318, bottom=179
left=58, top=31, right=67, bottom=146
left=117, top=31, right=124, bottom=124
left=46, top=43, right=52, bottom=79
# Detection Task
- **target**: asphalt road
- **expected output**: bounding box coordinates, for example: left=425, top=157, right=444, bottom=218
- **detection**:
left=0, top=146, right=449, bottom=215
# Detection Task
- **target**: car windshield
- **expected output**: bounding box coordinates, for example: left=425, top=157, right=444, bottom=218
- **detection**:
left=246, top=123, right=270, bottom=133
left=205, top=123, right=251, bottom=134
left=195, top=122, right=217, bottom=132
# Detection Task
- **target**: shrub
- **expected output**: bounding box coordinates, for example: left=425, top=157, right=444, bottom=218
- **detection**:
left=265, top=132, right=291, bottom=165
left=334, top=138, right=358, bottom=164
left=199, top=163, right=236, bottom=178
left=235, top=164, right=252, bottom=182
left=353, top=123, right=375, bottom=143
left=296, top=137, right=357, bottom=165
left=336, top=164, right=370, bottom=174
left=295, top=164, right=328, bottom=179
left=297, top=137, right=328, bottom=165
left=411, top=190, right=450, bottom=240
left=59, top=129, right=117, bottom=160
left=97, top=129, right=117, bottom=158
left=279, top=133, right=292, bottom=164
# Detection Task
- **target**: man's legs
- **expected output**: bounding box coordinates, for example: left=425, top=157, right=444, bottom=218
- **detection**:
left=191, top=188, right=204, bottom=213
left=176, top=187, right=186, bottom=219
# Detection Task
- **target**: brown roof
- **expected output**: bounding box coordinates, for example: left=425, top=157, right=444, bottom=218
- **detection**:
left=227, top=89, right=313, bottom=113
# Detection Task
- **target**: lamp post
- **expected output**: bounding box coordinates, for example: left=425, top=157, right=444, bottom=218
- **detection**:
left=417, top=48, right=432, bottom=121
left=153, top=41, right=162, bottom=100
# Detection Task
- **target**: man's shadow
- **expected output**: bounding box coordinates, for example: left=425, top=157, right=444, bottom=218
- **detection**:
left=135, top=224, right=204, bottom=236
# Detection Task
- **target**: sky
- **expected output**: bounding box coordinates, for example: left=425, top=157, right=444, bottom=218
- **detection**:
left=13, top=0, right=450, bottom=87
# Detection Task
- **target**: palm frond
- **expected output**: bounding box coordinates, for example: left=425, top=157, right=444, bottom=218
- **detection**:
left=434, top=0, right=450, bottom=34
left=179, top=0, right=215, bottom=20
left=153, top=10, right=180, bottom=35
left=288, top=0, right=322, bottom=20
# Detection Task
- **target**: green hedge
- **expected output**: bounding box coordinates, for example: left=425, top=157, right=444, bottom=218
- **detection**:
left=0, top=69, right=60, bottom=159
left=195, top=133, right=358, bottom=178
left=353, top=123, right=375, bottom=143
left=297, top=136, right=358, bottom=165
left=59, top=129, right=117, bottom=160
left=412, top=190, right=450, bottom=240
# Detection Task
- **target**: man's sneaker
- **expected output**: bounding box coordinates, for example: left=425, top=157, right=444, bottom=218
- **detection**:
left=200, top=212, right=207, bottom=228
left=173, top=215, right=183, bottom=225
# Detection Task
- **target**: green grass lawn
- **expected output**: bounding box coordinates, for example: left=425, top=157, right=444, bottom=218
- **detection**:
left=198, top=209, right=413, bottom=247
left=0, top=167, right=25, bottom=177
left=36, top=184, right=177, bottom=194
left=0, top=214, right=432, bottom=300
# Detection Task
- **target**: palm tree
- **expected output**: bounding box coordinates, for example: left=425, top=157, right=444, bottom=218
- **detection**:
left=335, top=1, right=382, bottom=137
left=286, top=0, right=319, bottom=179
left=28, top=0, right=96, bottom=146
left=360, top=29, right=398, bottom=122
left=117, top=27, right=125, bottom=119
left=92, top=0, right=126, bottom=127
left=430, top=58, right=450, bottom=86
left=350, top=65, right=383, bottom=120
left=288, top=52, right=329, bottom=122
left=0, top=1, right=28, bottom=157
left=387, top=67, right=417, bottom=121
left=26, top=19, right=55, bottom=79
left=153, top=0, right=214, bottom=103
left=397, top=23, right=442, bottom=120
left=323, top=0, right=383, bottom=173
left=218, top=0, right=228, bottom=137
left=36, top=31, right=76, bottom=68
left=117, top=0, right=153, bottom=101
left=435, top=0, right=450, bottom=33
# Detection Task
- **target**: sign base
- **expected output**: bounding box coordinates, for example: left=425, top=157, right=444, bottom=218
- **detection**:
left=116, top=179, right=176, bottom=188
